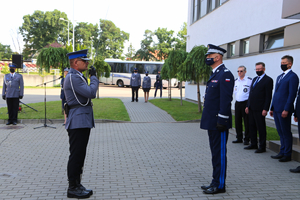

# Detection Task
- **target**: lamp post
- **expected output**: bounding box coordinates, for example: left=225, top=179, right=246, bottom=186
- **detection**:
left=59, top=18, right=70, bottom=46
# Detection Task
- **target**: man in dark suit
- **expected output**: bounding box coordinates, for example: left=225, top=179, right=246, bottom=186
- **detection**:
left=2, top=63, right=24, bottom=125
left=154, top=71, right=162, bottom=98
left=290, top=88, right=300, bottom=172
left=64, top=49, right=99, bottom=198
left=270, top=55, right=299, bottom=162
left=245, top=62, right=273, bottom=153
left=200, top=44, right=234, bottom=194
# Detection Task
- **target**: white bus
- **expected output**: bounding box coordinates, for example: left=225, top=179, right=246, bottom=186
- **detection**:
left=100, top=59, right=168, bottom=88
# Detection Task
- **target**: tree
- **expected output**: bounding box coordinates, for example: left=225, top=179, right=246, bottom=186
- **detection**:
left=180, top=45, right=211, bottom=112
left=95, top=19, right=129, bottom=59
left=36, top=47, right=70, bottom=75
left=161, top=49, right=187, bottom=103
left=134, top=30, right=155, bottom=61
left=154, top=28, right=175, bottom=60
left=175, top=22, right=187, bottom=51
left=0, top=43, right=13, bottom=60
left=125, top=43, right=136, bottom=60
left=91, top=55, right=111, bottom=98
left=75, top=22, right=99, bottom=51
left=19, top=10, right=70, bottom=59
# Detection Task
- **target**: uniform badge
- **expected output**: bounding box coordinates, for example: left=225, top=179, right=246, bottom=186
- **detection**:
left=211, top=80, right=218, bottom=83
left=225, top=79, right=230, bottom=82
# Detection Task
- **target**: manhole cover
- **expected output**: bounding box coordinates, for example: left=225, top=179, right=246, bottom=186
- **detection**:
left=0, top=126, right=24, bottom=129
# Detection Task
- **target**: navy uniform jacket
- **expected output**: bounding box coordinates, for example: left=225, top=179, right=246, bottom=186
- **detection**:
left=60, top=77, right=65, bottom=100
left=64, top=68, right=99, bottom=130
left=270, top=70, right=299, bottom=113
left=2, top=73, right=24, bottom=98
left=201, top=64, right=234, bottom=130
left=156, top=74, right=162, bottom=86
left=130, top=72, right=141, bottom=87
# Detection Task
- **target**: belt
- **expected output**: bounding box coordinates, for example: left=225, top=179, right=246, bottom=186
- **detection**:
left=69, top=102, right=92, bottom=109
left=236, top=100, right=248, bottom=103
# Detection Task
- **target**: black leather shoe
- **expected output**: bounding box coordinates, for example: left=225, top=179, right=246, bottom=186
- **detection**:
left=279, top=156, right=291, bottom=162
left=201, top=185, right=212, bottom=190
left=6, top=122, right=12, bottom=125
left=13, top=122, right=17, bottom=125
left=78, top=183, right=93, bottom=196
left=67, top=180, right=90, bottom=199
left=271, top=154, right=284, bottom=159
left=244, top=145, right=258, bottom=150
left=243, top=140, right=249, bottom=145
left=290, top=166, right=300, bottom=173
left=255, top=148, right=266, bottom=153
left=232, top=139, right=243, bottom=143
left=203, top=186, right=226, bottom=194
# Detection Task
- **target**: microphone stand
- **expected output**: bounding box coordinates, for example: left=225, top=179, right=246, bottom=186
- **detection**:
left=34, top=76, right=62, bottom=129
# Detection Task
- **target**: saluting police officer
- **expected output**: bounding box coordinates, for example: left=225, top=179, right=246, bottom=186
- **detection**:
left=200, top=44, right=234, bottom=194
left=2, top=63, right=24, bottom=125
left=233, top=66, right=252, bottom=145
left=64, top=49, right=99, bottom=199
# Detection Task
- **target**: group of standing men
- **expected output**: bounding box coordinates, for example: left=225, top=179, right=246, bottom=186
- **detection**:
left=200, top=43, right=300, bottom=195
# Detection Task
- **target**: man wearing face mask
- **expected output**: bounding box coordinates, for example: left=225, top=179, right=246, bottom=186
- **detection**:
left=2, top=63, right=24, bottom=125
left=269, top=55, right=299, bottom=162
left=200, top=44, right=234, bottom=194
left=130, top=68, right=141, bottom=102
left=245, top=62, right=273, bottom=153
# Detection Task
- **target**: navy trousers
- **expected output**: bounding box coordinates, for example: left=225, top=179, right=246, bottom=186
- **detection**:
left=154, top=84, right=162, bottom=97
left=208, top=130, right=228, bottom=189
left=273, top=111, right=293, bottom=157
left=67, top=128, right=91, bottom=181
left=6, top=98, right=19, bottom=123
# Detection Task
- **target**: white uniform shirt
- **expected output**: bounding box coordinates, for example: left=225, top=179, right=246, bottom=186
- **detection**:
left=234, top=76, right=252, bottom=102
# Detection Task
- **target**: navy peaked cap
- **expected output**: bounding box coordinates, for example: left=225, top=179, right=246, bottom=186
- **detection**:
left=134, top=68, right=138, bottom=70
left=145, top=71, right=149, bottom=74
left=66, top=49, right=90, bottom=60
left=205, top=44, right=227, bottom=56
left=9, top=63, right=18, bottom=68
left=64, top=68, right=69, bottom=72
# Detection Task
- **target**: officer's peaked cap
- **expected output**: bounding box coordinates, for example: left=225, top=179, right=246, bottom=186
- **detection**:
left=205, top=44, right=227, bottom=56
left=9, top=63, right=18, bottom=68
left=134, top=68, right=138, bottom=71
left=145, top=71, right=149, bottom=74
left=66, top=49, right=90, bottom=61
left=64, top=68, right=70, bottom=72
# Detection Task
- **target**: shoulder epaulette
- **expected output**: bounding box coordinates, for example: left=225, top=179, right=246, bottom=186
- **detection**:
left=235, top=78, right=238, bottom=81
left=247, top=77, right=252, bottom=80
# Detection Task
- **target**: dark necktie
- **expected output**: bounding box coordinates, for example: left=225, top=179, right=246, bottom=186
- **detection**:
left=278, top=73, right=284, bottom=83
left=253, top=77, right=260, bottom=87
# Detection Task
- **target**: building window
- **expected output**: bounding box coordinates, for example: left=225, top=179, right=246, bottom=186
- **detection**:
left=265, top=32, right=284, bottom=50
left=193, top=0, right=201, bottom=23
left=207, top=0, right=213, bottom=13
left=242, top=39, right=250, bottom=54
left=229, top=43, right=235, bottom=57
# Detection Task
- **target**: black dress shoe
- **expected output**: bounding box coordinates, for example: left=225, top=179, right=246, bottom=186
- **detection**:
left=271, top=154, right=284, bottom=159
left=201, top=185, right=212, bottom=190
left=255, top=148, right=266, bottom=153
left=290, top=166, right=300, bottom=173
left=232, top=139, right=243, bottom=143
left=6, top=122, right=12, bottom=125
left=78, top=183, right=93, bottom=196
left=244, top=145, right=258, bottom=150
left=67, top=180, right=90, bottom=199
left=243, top=140, right=249, bottom=145
left=279, top=156, right=291, bottom=162
left=203, top=186, right=226, bottom=194
left=13, top=122, right=17, bottom=125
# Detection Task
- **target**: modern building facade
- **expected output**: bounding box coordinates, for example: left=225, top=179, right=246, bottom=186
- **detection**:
left=185, top=0, right=300, bottom=123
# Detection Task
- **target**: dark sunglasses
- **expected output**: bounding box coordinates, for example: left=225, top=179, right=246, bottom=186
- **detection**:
left=237, top=70, right=244, bottom=72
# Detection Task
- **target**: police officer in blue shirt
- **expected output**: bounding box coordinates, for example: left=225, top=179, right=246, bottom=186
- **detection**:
left=2, top=63, right=24, bottom=125
left=200, top=44, right=234, bottom=194
left=130, top=68, right=141, bottom=102
left=64, top=49, right=99, bottom=199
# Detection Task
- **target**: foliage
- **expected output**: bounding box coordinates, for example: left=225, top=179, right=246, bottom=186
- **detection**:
left=154, top=27, right=175, bottom=60
left=181, top=45, right=211, bottom=83
left=19, top=10, right=70, bottom=59
left=0, top=98, right=130, bottom=121
left=134, top=30, right=155, bottom=61
left=1, top=63, right=10, bottom=74
left=174, top=22, right=187, bottom=51
left=75, top=22, right=99, bottom=51
left=36, top=47, right=70, bottom=75
left=0, top=43, right=13, bottom=60
left=92, top=55, right=111, bottom=78
left=125, top=43, right=136, bottom=60
left=96, top=19, right=129, bottom=59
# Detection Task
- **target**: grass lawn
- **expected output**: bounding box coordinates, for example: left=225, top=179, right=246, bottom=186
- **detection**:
left=149, top=98, right=280, bottom=140
left=0, top=98, right=130, bottom=121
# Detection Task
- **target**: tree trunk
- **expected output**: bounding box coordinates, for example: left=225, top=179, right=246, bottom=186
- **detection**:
left=180, top=81, right=183, bottom=106
left=197, top=81, right=202, bottom=113
left=168, top=80, right=171, bottom=101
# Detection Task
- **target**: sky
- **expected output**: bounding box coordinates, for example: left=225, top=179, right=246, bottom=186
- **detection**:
left=0, top=0, right=188, bottom=55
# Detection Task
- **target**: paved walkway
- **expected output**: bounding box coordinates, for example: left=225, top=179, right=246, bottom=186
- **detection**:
left=1, top=97, right=300, bottom=199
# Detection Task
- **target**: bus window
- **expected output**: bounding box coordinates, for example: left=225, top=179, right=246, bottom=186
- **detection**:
left=115, top=63, right=127, bottom=73
left=109, top=63, right=115, bottom=72
left=136, top=64, right=143, bottom=73
left=144, top=64, right=157, bottom=74
left=129, top=63, right=135, bottom=73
